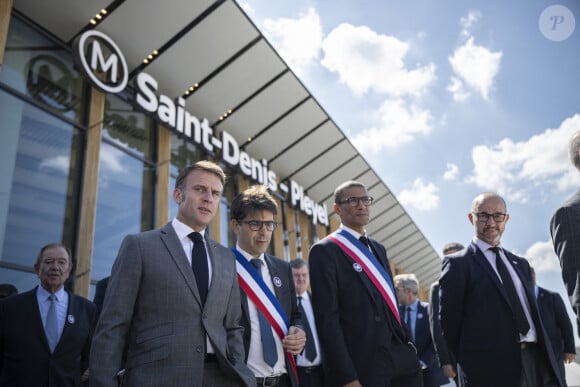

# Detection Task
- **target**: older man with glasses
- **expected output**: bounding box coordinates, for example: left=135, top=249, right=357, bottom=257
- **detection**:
left=439, top=192, right=564, bottom=387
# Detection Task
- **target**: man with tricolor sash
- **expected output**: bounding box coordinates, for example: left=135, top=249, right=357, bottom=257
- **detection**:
left=309, top=180, right=422, bottom=387
left=231, top=185, right=306, bottom=387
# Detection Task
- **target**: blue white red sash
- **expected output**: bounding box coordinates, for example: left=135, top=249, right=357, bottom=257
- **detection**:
left=233, top=249, right=298, bottom=377
left=328, top=229, right=402, bottom=326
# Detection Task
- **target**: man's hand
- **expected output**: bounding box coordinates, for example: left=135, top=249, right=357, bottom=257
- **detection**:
left=442, top=364, right=457, bottom=378
left=342, top=381, right=362, bottom=387
left=282, top=326, right=306, bottom=355
left=564, top=353, right=576, bottom=364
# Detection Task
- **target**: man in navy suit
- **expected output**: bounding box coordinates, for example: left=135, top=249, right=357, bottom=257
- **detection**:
left=0, top=243, right=96, bottom=386
left=395, top=273, right=447, bottom=387
left=429, top=242, right=464, bottom=384
left=309, top=180, right=421, bottom=387
left=230, top=185, right=305, bottom=387
left=532, top=267, right=576, bottom=385
left=551, top=130, right=580, bottom=336
left=440, top=192, right=563, bottom=387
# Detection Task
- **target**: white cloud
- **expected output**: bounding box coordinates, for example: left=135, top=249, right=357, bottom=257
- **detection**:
left=100, top=145, right=127, bottom=174
left=262, top=8, right=323, bottom=76
left=237, top=2, right=254, bottom=16
left=39, top=155, right=69, bottom=174
left=467, top=114, right=580, bottom=203
left=460, top=11, right=482, bottom=37
left=448, top=36, right=502, bottom=101
left=447, top=76, right=469, bottom=102
left=398, top=178, right=440, bottom=211
left=443, top=163, right=459, bottom=180
left=351, top=98, right=433, bottom=151
left=321, top=23, right=436, bottom=97
left=525, top=240, right=561, bottom=272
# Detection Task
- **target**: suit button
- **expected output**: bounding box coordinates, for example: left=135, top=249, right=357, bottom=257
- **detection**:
left=196, top=346, right=203, bottom=353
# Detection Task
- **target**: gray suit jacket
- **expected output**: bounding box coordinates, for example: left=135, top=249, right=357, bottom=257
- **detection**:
left=90, top=223, right=255, bottom=387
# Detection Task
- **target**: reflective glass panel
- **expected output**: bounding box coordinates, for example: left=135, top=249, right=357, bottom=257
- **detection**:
left=0, top=91, right=83, bottom=284
left=0, top=16, right=87, bottom=123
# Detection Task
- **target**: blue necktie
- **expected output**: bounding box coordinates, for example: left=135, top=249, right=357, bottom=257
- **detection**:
left=45, top=294, right=58, bottom=353
left=189, top=232, right=208, bottom=305
left=250, top=259, right=278, bottom=367
left=297, top=296, right=317, bottom=362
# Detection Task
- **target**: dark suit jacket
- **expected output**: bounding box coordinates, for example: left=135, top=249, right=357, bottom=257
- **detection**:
left=439, top=242, right=564, bottom=387
left=399, top=301, right=447, bottom=387
left=240, top=253, right=302, bottom=387
left=90, top=223, right=255, bottom=387
left=0, top=287, right=96, bottom=387
left=551, top=188, right=580, bottom=333
left=309, top=234, right=419, bottom=386
left=429, top=283, right=454, bottom=369
left=537, top=286, right=576, bottom=383
left=93, top=277, right=109, bottom=319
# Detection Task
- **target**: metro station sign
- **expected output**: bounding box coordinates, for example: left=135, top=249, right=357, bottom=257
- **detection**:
left=74, top=30, right=328, bottom=226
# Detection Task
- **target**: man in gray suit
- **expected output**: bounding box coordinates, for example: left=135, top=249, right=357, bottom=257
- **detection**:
left=551, top=129, right=580, bottom=336
left=90, top=161, right=256, bottom=387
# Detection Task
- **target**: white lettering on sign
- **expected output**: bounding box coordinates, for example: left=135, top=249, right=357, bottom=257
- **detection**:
left=76, top=31, right=329, bottom=226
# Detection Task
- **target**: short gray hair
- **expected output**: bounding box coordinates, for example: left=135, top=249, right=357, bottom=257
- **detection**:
left=394, top=273, right=419, bottom=295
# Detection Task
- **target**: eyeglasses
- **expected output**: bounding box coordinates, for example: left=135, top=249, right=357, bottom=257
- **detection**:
left=237, top=220, right=278, bottom=231
left=472, top=212, right=507, bottom=223
left=336, top=196, right=374, bottom=207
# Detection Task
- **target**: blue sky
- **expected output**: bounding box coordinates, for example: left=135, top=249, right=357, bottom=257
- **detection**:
left=239, top=0, right=580, bottom=308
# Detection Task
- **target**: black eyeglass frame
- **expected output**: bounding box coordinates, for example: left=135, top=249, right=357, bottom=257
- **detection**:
left=471, top=212, right=507, bottom=223
left=336, top=196, right=374, bottom=207
left=236, top=220, right=278, bottom=231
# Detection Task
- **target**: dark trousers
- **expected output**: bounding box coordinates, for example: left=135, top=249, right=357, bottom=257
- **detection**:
left=363, top=345, right=422, bottom=387
left=297, top=365, right=324, bottom=387
left=520, top=343, right=558, bottom=387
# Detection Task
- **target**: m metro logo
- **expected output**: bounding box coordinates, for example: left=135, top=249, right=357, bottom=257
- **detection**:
left=74, top=30, right=128, bottom=93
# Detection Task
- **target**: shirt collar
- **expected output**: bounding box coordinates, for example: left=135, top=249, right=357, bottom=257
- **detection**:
left=474, top=237, right=502, bottom=254
left=172, top=217, right=205, bottom=241
left=37, top=285, right=66, bottom=301
left=340, top=224, right=367, bottom=240
left=235, top=243, right=265, bottom=263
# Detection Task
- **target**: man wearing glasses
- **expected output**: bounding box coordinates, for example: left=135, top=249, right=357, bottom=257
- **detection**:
left=309, top=181, right=421, bottom=387
left=439, top=192, right=563, bottom=387
left=231, top=185, right=306, bottom=387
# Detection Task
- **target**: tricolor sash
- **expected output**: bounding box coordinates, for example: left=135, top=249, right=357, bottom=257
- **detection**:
left=328, top=229, right=402, bottom=326
left=233, top=249, right=298, bottom=377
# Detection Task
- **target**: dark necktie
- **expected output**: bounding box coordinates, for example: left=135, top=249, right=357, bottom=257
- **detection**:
left=405, top=306, right=413, bottom=341
left=250, top=259, right=278, bottom=367
left=297, top=295, right=317, bottom=362
left=45, top=294, right=58, bottom=353
left=188, top=232, right=208, bottom=306
left=490, top=247, right=530, bottom=335
left=359, top=235, right=370, bottom=249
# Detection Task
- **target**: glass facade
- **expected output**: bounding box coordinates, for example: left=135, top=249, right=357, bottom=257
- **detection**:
left=0, top=14, right=158, bottom=294
left=0, top=16, right=88, bottom=292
